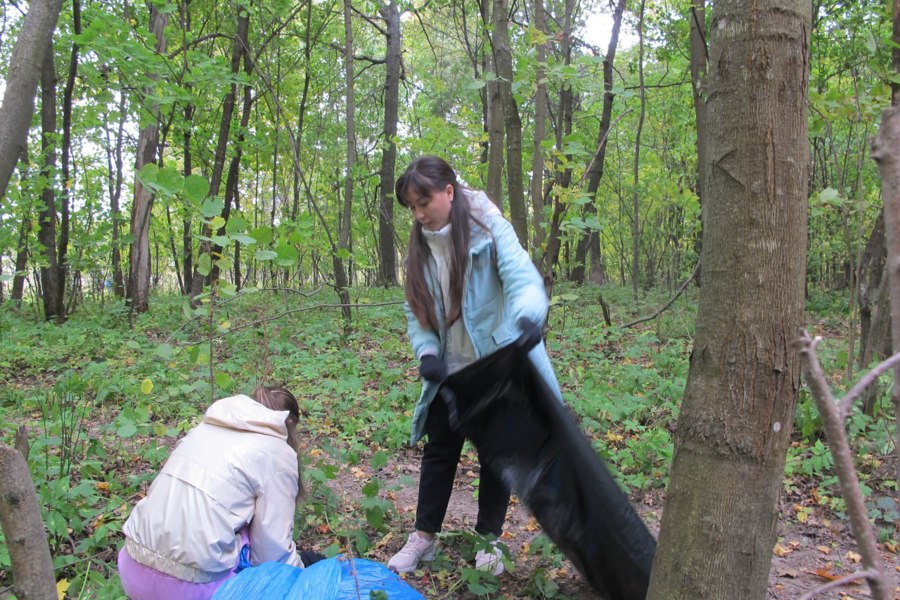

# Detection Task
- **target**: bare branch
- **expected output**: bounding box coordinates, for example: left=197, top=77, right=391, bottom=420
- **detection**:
left=797, top=568, right=881, bottom=600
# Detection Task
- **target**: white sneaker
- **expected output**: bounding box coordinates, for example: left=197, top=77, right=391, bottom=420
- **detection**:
left=387, top=532, right=437, bottom=573
left=474, top=541, right=505, bottom=576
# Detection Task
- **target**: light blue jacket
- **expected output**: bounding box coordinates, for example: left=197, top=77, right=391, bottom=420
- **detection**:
left=404, top=191, right=563, bottom=444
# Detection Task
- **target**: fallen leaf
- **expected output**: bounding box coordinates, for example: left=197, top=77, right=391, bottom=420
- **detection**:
left=318, top=523, right=330, bottom=534
left=846, top=551, right=861, bottom=563
left=773, top=543, right=792, bottom=557
left=811, top=568, right=839, bottom=581
left=525, top=517, right=540, bottom=532
left=816, top=545, right=831, bottom=554
left=56, top=579, right=69, bottom=600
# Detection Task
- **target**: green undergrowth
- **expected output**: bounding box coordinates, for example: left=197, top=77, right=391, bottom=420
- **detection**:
left=0, top=283, right=895, bottom=598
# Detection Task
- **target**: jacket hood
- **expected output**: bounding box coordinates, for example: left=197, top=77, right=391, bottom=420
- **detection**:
left=203, top=394, right=290, bottom=440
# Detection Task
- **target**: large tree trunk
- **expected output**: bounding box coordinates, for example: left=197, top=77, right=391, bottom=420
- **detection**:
left=871, top=105, right=900, bottom=490
left=127, top=6, right=168, bottom=313
left=569, top=0, right=626, bottom=284
left=689, top=0, right=708, bottom=285
left=0, top=442, right=57, bottom=600
left=0, top=0, right=65, bottom=203
left=629, top=0, right=647, bottom=299
left=377, top=0, right=401, bottom=287
left=491, top=0, right=527, bottom=245
left=37, top=45, right=66, bottom=323
left=647, top=2, right=810, bottom=598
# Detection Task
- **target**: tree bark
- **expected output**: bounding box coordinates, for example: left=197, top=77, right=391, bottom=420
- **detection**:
left=334, top=0, right=355, bottom=324
left=0, top=0, right=66, bottom=203
left=570, top=0, right=626, bottom=284
left=37, top=44, right=66, bottom=323
left=870, top=105, right=900, bottom=488
left=647, top=2, right=810, bottom=598
left=482, top=0, right=504, bottom=208
left=127, top=6, right=169, bottom=313
left=0, top=442, right=57, bottom=600
left=377, top=0, right=401, bottom=286
left=630, top=0, right=647, bottom=299
left=491, top=0, right=527, bottom=245
left=529, top=0, right=549, bottom=262
left=689, top=0, right=708, bottom=285
left=189, top=5, right=248, bottom=302
left=541, top=0, right=577, bottom=278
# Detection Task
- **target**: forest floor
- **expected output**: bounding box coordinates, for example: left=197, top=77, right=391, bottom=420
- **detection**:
left=310, top=442, right=899, bottom=600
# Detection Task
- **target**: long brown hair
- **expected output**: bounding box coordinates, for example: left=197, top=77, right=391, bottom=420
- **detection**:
left=251, top=385, right=304, bottom=499
left=395, top=156, right=478, bottom=331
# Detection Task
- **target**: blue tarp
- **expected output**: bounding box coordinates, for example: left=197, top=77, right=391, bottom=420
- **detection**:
left=212, top=556, right=424, bottom=600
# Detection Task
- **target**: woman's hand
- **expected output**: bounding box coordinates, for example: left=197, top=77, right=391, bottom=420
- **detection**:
left=419, top=355, right=448, bottom=382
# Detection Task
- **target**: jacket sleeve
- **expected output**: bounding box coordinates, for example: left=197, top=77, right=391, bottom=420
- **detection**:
left=490, top=214, right=549, bottom=327
left=248, top=462, right=304, bottom=569
left=404, top=300, right=441, bottom=360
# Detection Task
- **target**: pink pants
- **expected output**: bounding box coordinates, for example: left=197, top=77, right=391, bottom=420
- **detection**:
left=117, top=531, right=248, bottom=600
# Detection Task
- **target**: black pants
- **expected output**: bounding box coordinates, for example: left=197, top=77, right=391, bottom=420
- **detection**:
left=413, top=396, right=510, bottom=537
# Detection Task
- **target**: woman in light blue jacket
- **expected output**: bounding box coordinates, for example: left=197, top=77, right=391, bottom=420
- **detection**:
left=387, top=156, right=562, bottom=577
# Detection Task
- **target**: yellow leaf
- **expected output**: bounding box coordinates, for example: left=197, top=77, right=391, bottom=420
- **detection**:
left=606, top=432, right=624, bottom=443
left=141, top=379, right=153, bottom=394
left=847, top=551, right=861, bottom=563
left=816, top=545, right=831, bottom=555
left=57, top=578, right=70, bottom=600
left=773, top=543, right=792, bottom=557
left=95, top=482, right=110, bottom=491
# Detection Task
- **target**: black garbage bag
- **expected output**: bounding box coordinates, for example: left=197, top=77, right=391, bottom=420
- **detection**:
left=438, top=337, right=656, bottom=600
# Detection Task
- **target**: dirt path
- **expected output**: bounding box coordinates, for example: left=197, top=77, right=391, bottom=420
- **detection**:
left=313, top=445, right=898, bottom=599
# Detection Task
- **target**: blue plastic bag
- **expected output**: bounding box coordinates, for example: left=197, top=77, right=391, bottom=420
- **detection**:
left=212, top=556, right=424, bottom=600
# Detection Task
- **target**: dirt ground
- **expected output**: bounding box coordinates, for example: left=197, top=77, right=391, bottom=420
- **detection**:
left=319, top=444, right=899, bottom=600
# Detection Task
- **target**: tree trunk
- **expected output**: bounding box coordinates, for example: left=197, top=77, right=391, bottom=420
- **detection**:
left=104, top=85, right=127, bottom=298
left=570, top=0, right=626, bottom=284
left=491, top=0, right=527, bottom=244
left=335, top=0, right=355, bottom=324
left=377, top=0, right=401, bottom=287
left=541, top=0, right=576, bottom=278
left=630, top=0, right=647, bottom=299
left=529, top=0, right=549, bottom=263
left=127, top=6, right=168, bottom=313
left=189, top=6, right=248, bottom=302
left=485, top=38, right=504, bottom=205
left=647, top=2, right=810, bottom=598
left=689, top=0, right=708, bottom=286
left=871, top=105, right=900, bottom=490
left=37, top=45, right=65, bottom=323
left=0, top=0, right=65, bottom=203
left=0, top=442, right=57, bottom=600
left=56, top=0, right=81, bottom=316
left=11, top=155, right=31, bottom=306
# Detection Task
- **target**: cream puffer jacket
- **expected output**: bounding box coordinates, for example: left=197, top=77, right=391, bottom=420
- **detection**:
left=122, top=394, right=304, bottom=582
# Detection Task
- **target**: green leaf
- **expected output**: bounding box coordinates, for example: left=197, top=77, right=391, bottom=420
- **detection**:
left=362, top=479, right=379, bottom=497
left=211, top=235, right=231, bottom=247
left=201, top=198, right=225, bottom=218
left=156, top=167, right=183, bottom=196
left=274, top=243, right=299, bottom=267
left=214, top=372, right=233, bottom=390
left=197, top=253, right=212, bottom=276
left=371, top=450, right=388, bottom=470
left=117, top=419, right=138, bottom=438
left=155, top=344, right=174, bottom=359
left=255, top=250, right=277, bottom=261
left=183, top=174, right=209, bottom=202
left=226, top=216, right=249, bottom=234
left=250, top=226, right=273, bottom=245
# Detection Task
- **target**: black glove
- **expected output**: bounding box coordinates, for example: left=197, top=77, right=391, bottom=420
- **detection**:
left=516, top=317, right=543, bottom=351
left=300, top=549, right=326, bottom=567
left=419, top=354, right=448, bottom=383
